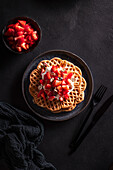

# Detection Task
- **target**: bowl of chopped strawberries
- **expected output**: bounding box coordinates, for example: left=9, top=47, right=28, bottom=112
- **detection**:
left=2, top=16, right=41, bottom=54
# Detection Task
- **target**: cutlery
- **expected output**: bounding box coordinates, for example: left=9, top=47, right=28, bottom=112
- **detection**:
left=69, top=95, right=113, bottom=154
left=70, top=85, right=107, bottom=148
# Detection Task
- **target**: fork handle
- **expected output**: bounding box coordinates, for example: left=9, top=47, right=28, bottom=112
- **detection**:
left=69, top=104, right=94, bottom=148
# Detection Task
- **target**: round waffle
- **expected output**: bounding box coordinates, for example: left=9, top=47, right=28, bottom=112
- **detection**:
left=29, top=57, right=87, bottom=113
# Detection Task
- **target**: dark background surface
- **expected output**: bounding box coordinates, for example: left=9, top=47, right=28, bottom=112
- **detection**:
left=0, top=0, right=113, bottom=170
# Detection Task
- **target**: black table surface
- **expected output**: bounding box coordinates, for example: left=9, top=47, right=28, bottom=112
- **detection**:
left=0, top=0, right=113, bottom=170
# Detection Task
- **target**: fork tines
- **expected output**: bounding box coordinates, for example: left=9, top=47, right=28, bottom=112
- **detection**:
left=94, top=85, right=107, bottom=101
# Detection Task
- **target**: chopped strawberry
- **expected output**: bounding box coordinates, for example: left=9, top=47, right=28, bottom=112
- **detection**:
left=29, top=28, right=34, bottom=34
left=62, top=73, right=68, bottom=80
left=29, top=41, right=35, bottom=47
left=48, top=91, right=53, bottom=97
left=26, top=35, right=32, bottom=43
left=62, top=85, right=69, bottom=94
left=18, top=20, right=26, bottom=26
left=26, top=35, right=32, bottom=40
left=45, top=84, right=51, bottom=89
left=25, top=44, right=29, bottom=49
left=56, top=69, right=61, bottom=76
left=15, top=35, right=25, bottom=45
left=45, top=90, right=49, bottom=94
left=61, top=80, right=66, bottom=85
left=52, top=80, right=61, bottom=87
left=57, top=86, right=62, bottom=92
left=66, top=78, right=71, bottom=84
left=15, top=31, right=24, bottom=36
left=7, top=24, right=14, bottom=28
left=14, top=22, right=20, bottom=27
left=57, top=73, right=62, bottom=78
left=41, top=92, right=46, bottom=100
left=59, top=97, right=64, bottom=101
left=63, top=70, right=67, bottom=74
left=54, top=76, right=58, bottom=80
left=62, top=90, right=67, bottom=95
left=14, top=35, right=24, bottom=41
left=24, top=32, right=27, bottom=35
left=4, top=20, right=40, bottom=52
left=58, top=92, right=63, bottom=96
left=67, top=72, right=73, bottom=79
left=15, top=46, right=22, bottom=52
left=48, top=96, right=55, bottom=101
left=31, top=31, right=38, bottom=40
left=21, top=42, right=27, bottom=50
left=46, top=72, right=51, bottom=79
left=15, top=25, right=24, bottom=32
left=39, top=79, right=44, bottom=85
left=24, top=24, right=33, bottom=33
left=5, top=28, right=15, bottom=36
left=62, top=85, right=69, bottom=90
left=51, top=65, right=57, bottom=73
left=7, top=36, right=14, bottom=41
left=44, top=74, right=48, bottom=80
left=47, top=80, right=50, bottom=84
left=37, top=89, right=44, bottom=97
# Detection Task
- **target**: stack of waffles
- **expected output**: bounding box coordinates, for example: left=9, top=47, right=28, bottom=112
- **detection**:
left=29, top=57, right=87, bottom=113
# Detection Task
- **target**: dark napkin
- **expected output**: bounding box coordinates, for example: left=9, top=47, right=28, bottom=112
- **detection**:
left=0, top=102, right=56, bottom=170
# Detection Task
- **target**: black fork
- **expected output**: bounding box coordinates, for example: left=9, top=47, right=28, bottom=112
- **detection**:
left=69, top=84, right=107, bottom=148
left=92, top=85, right=107, bottom=107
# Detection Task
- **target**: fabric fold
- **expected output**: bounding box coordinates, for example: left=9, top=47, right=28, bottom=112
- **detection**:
left=0, top=102, right=56, bottom=170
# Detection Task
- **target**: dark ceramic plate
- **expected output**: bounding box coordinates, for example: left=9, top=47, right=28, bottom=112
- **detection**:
left=22, top=50, right=94, bottom=121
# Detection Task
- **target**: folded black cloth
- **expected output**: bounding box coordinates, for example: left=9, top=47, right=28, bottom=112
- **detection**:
left=0, top=102, right=56, bottom=170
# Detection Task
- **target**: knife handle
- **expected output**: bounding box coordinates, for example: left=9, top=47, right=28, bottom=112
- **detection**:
left=69, top=95, right=113, bottom=154
left=93, top=95, right=113, bottom=122
left=69, top=122, right=94, bottom=154
left=69, top=105, right=94, bottom=148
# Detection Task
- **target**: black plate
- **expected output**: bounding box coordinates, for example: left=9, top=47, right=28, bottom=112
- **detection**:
left=22, top=50, right=94, bottom=121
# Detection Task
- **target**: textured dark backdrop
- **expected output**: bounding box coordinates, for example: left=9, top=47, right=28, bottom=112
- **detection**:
left=0, top=0, right=113, bottom=170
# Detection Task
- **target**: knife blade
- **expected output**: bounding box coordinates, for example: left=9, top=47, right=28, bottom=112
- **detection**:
left=69, top=95, right=113, bottom=154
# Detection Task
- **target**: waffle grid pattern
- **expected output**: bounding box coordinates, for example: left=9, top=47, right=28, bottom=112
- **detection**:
left=29, top=57, right=87, bottom=113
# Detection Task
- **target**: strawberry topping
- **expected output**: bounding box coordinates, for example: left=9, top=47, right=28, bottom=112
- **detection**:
left=4, top=19, right=39, bottom=52
left=37, top=65, right=74, bottom=101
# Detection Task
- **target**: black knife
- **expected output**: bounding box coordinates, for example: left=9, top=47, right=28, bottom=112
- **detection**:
left=69, top=95, right=113, bottom=154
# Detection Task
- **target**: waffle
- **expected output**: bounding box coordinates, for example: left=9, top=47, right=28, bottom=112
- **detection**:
left=29, top=57, right=87, bottom=113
